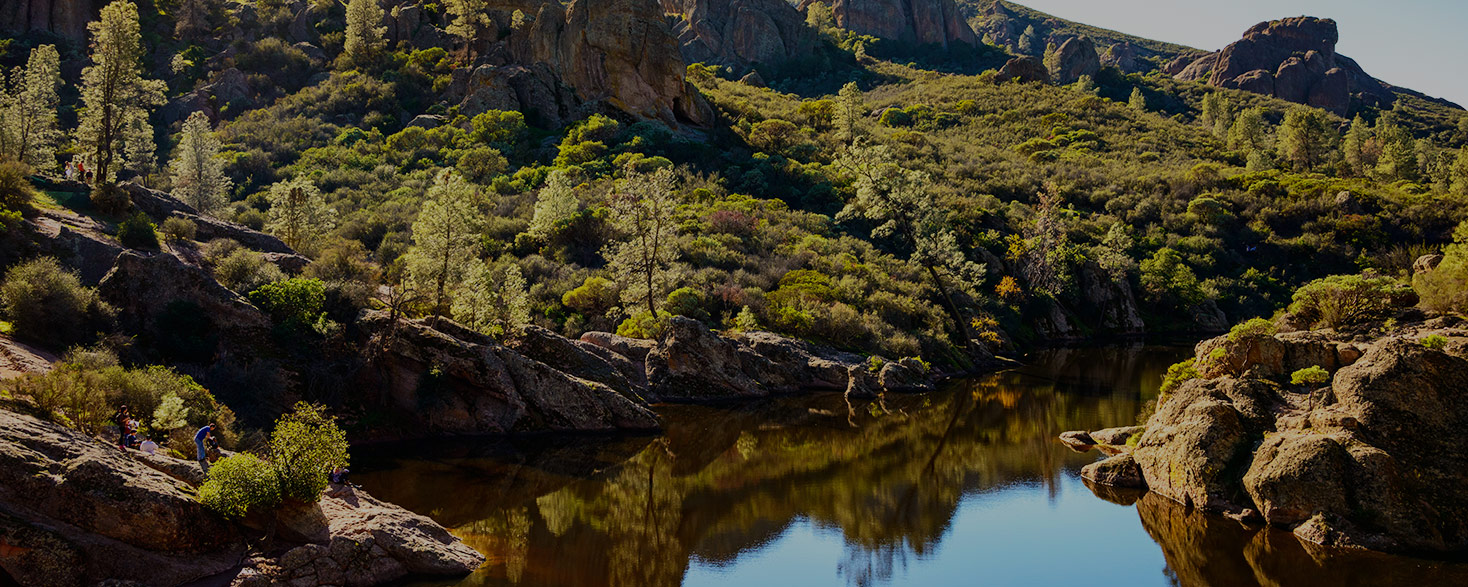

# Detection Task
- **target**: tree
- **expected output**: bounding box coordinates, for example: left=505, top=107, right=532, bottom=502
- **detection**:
left=1374, top=121, right=1417, bottom=181
left=265, top=177, right=335, bottom=251
left=527, top=169, right=578, bottom=240
left=1128, top=87, right=1147, bottom=112
left=1342, top=114, right=1372, bottom=176
left=1140, top=247, right=1204, bottom=306
left=76, top=0, right=165, bottom=183
left=2, top=45, right=62, bottom=171
left=1200, top=92, right=1232, bottom=139
left=602, top=166, right=680, bottom=316
left=835, top=82, right=863, bottom=146
left=805, top=1, right=835, bottom=32
left=174, top=0, right=211, bottom=39
left=1451, top=147, right=1468, bottom=197
left=1227, top=107, right=1270, bottom=153
left=1277, top=105, right=1336, bottom=171
left=268, top=402, right=349, bottom=502
left=168, top=111, right=232, bottom=215
left=341, top=0, right=386, bottom=68
left=838, top=140, right=986, bottom=361
left=452, top=261, right=530, bottom=337
left=407, top=171, right=484, bottom=316
left=1018, top=25, right=1039, bottom=55
left=444, top=0, right=493, bottom=46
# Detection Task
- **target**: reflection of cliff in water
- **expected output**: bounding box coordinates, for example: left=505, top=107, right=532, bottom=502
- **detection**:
left=1136, top=492, right=1468, bottom=586
left=355, top=345, right=1180, bottom=587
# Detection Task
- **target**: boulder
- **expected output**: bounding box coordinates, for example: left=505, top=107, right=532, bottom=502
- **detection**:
left=98, top=251, right=274, bottom=347
left=664, top=0, right=817, bottom=73
left=406, top=114, right=446, bottom=129
left=646, top=316, right=762, bottom=400
left=1413, top=254, right=1444, bottom=274
left=1089, top=425, right=1142, bottom=446
left=579, top=331, right=657, bottom=362
left=1182, top=16, right=1384, bottom=114
left=558, top=0, right=692, bottom=123
left=293, top=42, right=326, bottom=63
left=877, top=358, right=932, bottom=392
left=995, top=56, right=1048, bottom=84
left=31, top=210, right=124, bottom=285
left=1193, top=330, right=1360, bottom=380
left=739, top=70, right=766, bottom=87
left=727, top=330, right=859, bottom=391
left=122, top=182, right=296, bottom=254
left=1082, top=453, right=1145, bottom=489
left=506, top=325, right=648, bottom=402
left=0, top=409, right=244, bottom=586
left=1076, top=261, right=1144, bottom=336
left=1048, top=36, right=1100, bottom=84
left=1231, top=69, right=1275, bottom=95
left=0, top=0, right=97, bottom=41
left=1058, top=430, right=1095, bottom=449
left=0, top=334, right=55, bottom=380
left=1100, top=42, right=1141, bottom=73
left=355, top=312, right=660, bottom=437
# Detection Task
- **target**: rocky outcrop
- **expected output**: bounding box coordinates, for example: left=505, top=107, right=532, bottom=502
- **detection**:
left=1047, top=36, right=1100, bottom=84
left=354, top=312, right=660, bottom=437
left=645, top=316, right=763, bottom=400
left=506, top=325, right=648, bottom=402
left=0, top=408, right=243, bottom=586
left=663, top=0, right=817, bottom=73
left=1171, top=17, right=1396, bottom=114
left=1082, top=453, right=1145, bottom=489
left=1076, top=261, right=1144, bottom=336
left=0, top=335, right=54, bottom=379
left=995, top=56, right=1047, bottom=84
left=234, top=490, right=483, bottom=586
left=30, top=208, right=125, bottom=285
left=0, top=0, right=97, bottom=41
left=799, top=0, right=977, bottom=49
left=1117, top=317, right=1468, bottom=555
left=122, top=182, right=296, bottom=254
left=98, top=251, right=274, bottom=347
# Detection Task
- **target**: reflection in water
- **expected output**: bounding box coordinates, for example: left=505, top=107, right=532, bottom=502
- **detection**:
left=354, top=345, right=1468, bottom=587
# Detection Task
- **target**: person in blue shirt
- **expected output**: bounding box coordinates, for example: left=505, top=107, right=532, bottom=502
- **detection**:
left=194, top=423, right=215, bottom=474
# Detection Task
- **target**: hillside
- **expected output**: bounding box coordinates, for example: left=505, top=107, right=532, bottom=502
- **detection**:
left=961, top=0, right=1206, bottom=69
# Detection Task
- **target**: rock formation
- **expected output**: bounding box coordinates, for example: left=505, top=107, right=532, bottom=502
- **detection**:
left=1080, top=314, right=1468, bottom=555
left=662, top=0, right=818, bottom=73
left=798, top=0, right=977, bottom=49
left=1046, top=36, right=1099, bottom=84
left=1171, top=17, right=1395, bottom=114
left=123, top=181, right=297, bottom=255
left=0, top=0, right=97, bottom=41
left=994, top=55, right=1047, bottom=84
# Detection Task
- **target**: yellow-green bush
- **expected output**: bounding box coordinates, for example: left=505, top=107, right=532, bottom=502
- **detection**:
left=198, top=453, right=281, bottom=519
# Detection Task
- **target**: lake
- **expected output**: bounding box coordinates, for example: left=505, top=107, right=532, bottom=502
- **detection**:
left=354, top=344, right=1468, bottom=586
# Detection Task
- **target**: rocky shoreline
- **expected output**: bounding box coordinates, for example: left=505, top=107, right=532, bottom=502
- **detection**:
left=1065, top=313, right=1468, bottom=557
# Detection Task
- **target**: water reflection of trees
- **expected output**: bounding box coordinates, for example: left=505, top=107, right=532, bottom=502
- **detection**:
left=357, top=345, right=1182, bottom=587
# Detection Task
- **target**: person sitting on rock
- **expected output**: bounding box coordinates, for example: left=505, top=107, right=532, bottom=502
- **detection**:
left=194, top=423, right=216, bottom=474
left=327, top=466, right=356, bottom=494
left=139, top=438, right=158, bottom=455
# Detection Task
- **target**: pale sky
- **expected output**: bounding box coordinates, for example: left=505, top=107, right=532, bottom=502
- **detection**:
left=1011, top=0, right=1467, bottom=107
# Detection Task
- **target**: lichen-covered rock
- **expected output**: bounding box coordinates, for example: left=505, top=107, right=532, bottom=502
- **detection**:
left=799, top=0, right=976, bottom=49
left=507, top=325, right=647, bottom=402
left=1193, top=330, right=1361, bottom=380
left=878, top=358, right=932, bottom=392
left=1082, top=453, right=1145, bottom=489
left=1089, top=425, right=1142, bottom=446
left=1059, top=430, right=1095, bottom=449
left=995, top=56, right=1048, bottom=84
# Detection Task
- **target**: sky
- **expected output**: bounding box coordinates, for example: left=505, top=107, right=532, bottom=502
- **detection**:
left=1011, top=0, right=1468, bottom=107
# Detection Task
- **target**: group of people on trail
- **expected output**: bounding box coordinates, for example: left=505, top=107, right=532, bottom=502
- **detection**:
left=110, top=405, right=147, bottom=453
left=62, top=160, right=92, bottom=184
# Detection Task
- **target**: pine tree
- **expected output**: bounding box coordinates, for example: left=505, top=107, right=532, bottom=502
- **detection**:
left=1128, top=87, right=1147, bottom=112
left=1226, top=107, right=1270, bottom=153
left=168, top=111, right=232, bottom=215
left=1200, top=93, right=1232, bottom=139
left=407, top=171, right=484, bottom=316
left=602, top=166, right=680, bottom=316
left=1342, top=114, right=1371, bottom=176
left=835, top=82, right=863, bottom=147
left=1277, top=105, right=1336, bottom=171
left=527, top=169, right=578, bottom=240
left=1374, top=121, right=1417, bottom=181
left=838, top=140, right=986, bottom=362
left=452, top=261, right=529, bottom=337
left=1018, top=25, right=1039, bottom=55
left=76, top=0, right=165, bottom=183
left=2, top=45, right=62, bottom=171
left=265, top=177, right=335, bottom=252
left=341, top=0, right=386, bottom=68
left=444, top=0, right=492, bottom=44
left=1450, top=147, right=1468, bottom=197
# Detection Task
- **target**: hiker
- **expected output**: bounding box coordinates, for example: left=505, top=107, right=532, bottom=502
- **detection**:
left=77, top=161, right=86, bottom=183
left=194, top=423, right=215, bottom=473
left=111, top=406, right=133, bottom=449
left=64, top=161, right=75, bottom=181
left=329, top=466, right=352, bottom=486
left=139, top=438, right=158, bottom=455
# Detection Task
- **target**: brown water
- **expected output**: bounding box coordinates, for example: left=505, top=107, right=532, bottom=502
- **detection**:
left=355, top=344, right=1468, bottom=587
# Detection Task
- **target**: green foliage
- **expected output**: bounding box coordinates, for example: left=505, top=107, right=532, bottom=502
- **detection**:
left=664, top=287, right=707, bottom=320
left=470, top=110, right=528, bottom=149
left=1290, top=365, right=1330, bottom=386
left=1420, top=334, right=1448, bottom=351
left=562, top=276, right=619, bottom=317
left=616, top=310, right=671, bottom=340
left=1158, top=358, right=1199, bottom=400
left=159, top=216, right=197, bottom=242
left=1414, top=221, right=1468, bottom=313
left=457, top=147, right=507, bottom=184
left=1139, top=248, right=1204, bottom=306
left=5, top=353, right=233, bottom=440
left=0, top=161, right=36, bottom=217
left=212, top=247, right=286, bottom=293
left=1227, top=317, right=1277, bottom=342
left=0, top=257, right=110, bottom=347
left=198, top=453, right=282, bottom=518
left=117, top=212, right=158, bottom=249
left=269, top=402, right=350, bottom=502
left=1287, top=274, right=1398, bottom=329
left=248, top=278, right=327, bottom=328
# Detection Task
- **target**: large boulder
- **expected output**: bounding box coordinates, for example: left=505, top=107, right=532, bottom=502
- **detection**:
left=646, top=316, right=762, bottom=400
left=1193, top=330, right=1361, bottom=380
left=30, top=209, right=124, bottom=285
left=798, top=0, right=977, bottom=49
left=98, top=251, right=274, bottom=349
left=1047, top=36, right=1100, bottom=84
left=506, top=324, right=648, bottom=402
left=355, top=312, right=660, bottom=437
left=664, top=0, right=817, bottom=73
left=0, top=409, right=244, bottom=586
left=995, top=56, right=1048, bottom=84
left=1076, top=261, right=1144, bottom=336
left=1082, top=453, right=1145, bottom=489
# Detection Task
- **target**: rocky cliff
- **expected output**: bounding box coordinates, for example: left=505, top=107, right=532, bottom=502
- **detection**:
left=1069, top=313, right=1468, bottom=556
left=662, top=0, right=818, bottom=73
left=0, top=0, right=96, bottom=41
left=799, top=0, right=977, bottom=49
left=1171, top=17, right=1393, bottom=114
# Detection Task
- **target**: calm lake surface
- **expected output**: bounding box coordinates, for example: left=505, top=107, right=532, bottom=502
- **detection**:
left=355, top=345, right=1468, bottom=587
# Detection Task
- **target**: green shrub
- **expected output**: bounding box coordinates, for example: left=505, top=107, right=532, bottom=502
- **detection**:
left=90, top=184, right=132, bottom=216
left=664, top=287, right=708, bottom=320
left=1290, top=365, right=1330, bottom=386
left=0, top=257, right=110, bottom=347
left=3, top=364, right=108, bottom=432
left=457, top=147, right=507, bottom=183
left=160, top=217, right=198, bottom=242
left=616, top=310, right=671, bottom=340
left=562, top=277, right=619, bottom=316
left=1414, top=221, right=1468, bottom=313
left=248, top=278, right=326, bottom=328
left=1287, top=274, right=1397, bottom=329
left=0, top=161, right=36, bottom=215
left=269, top=403, right=349, bottom=502
left=214, top=249, right=287, bottom=293
left=198, top=453, right=282, bottom=519
left=1158, top=358, right=1200, bottom=400
left=1227, top=317, right=1277, bottom=342
left=117, top=213, right=159, bottom=249
left=1421, top=335, right=1448, bottom=351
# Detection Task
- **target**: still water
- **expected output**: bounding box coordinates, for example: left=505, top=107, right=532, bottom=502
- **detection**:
left=355, top=345, right=1468, bottom=587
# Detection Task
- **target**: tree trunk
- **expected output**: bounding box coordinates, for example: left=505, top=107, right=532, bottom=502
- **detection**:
left=925, top=264, right=982, bottom=370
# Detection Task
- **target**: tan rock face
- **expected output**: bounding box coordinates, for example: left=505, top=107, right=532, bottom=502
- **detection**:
left=665, top=0, right=817, bottom=72
left=1047, top=36, right=1100, bottom=84
left=995, top=56, right=1048, bottom=84
left=805, top=0, right=977, bottom=49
